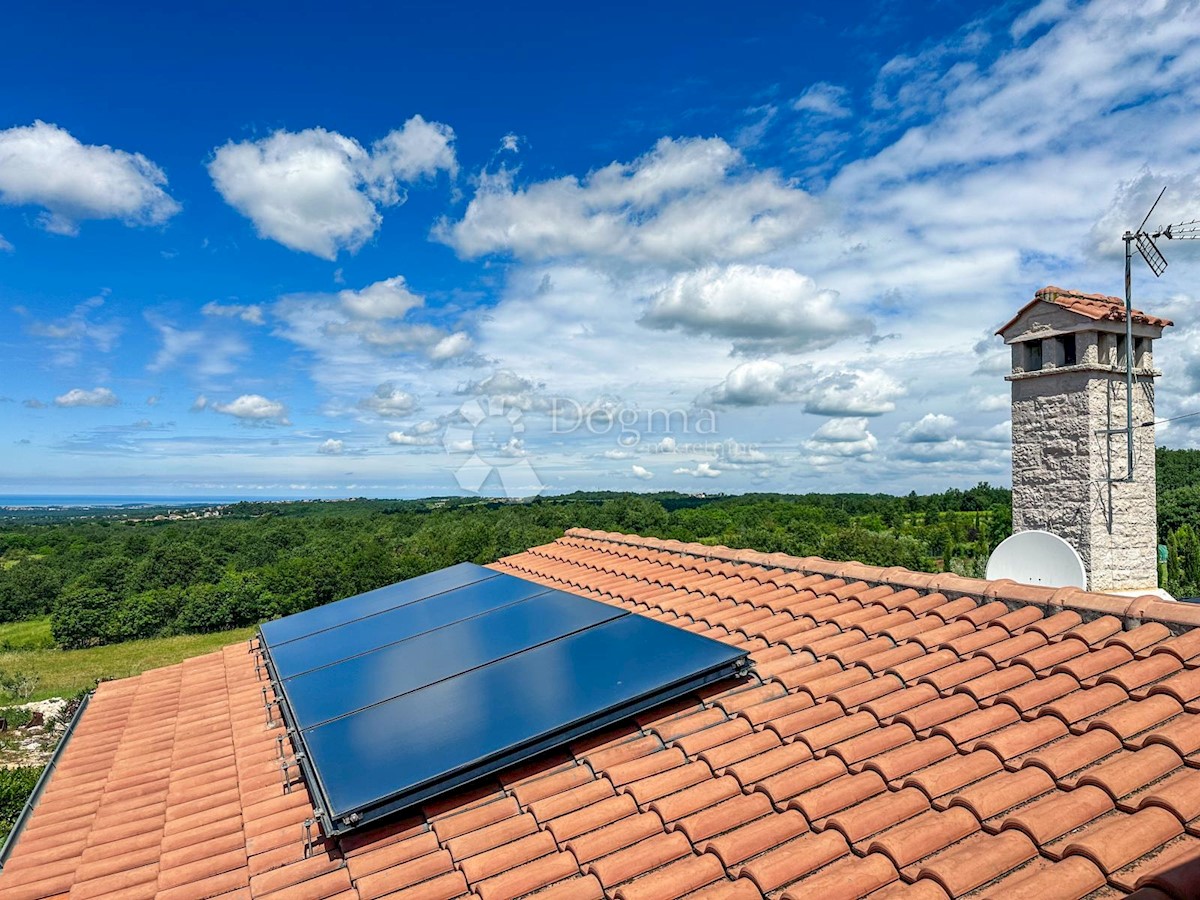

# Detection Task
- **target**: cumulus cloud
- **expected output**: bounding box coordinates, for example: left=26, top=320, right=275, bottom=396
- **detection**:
left=206, top=394, right=290, bottom=425
left=358, top=383, right=417, bottom=418
left=54, top=387, right=119, bottom=408
left=897, top=413, right=958, bottom=443
left=641, top=265, right=871, bottom=352
left=387, top=419, right=443, bottom=447
left=0, top=121, right=179, bottom=234
left=272, top=276, right=472, bottom=386
left=202, top=301, right=265, bottom=325
left=339, top=277, right=424, bottom=320
left=631, top=464, right=653, bottom=480
left=804, top=417, right=878, bottom=462
left=209, top=116, right=457, bottom=259
left=704, top=360, right=904, bottom=415
left=893, top=413, right=984, bottom=462
left=317, top=438, right=344, bottom=455
left=673, top=461, right=722, bottom=478
left=0, top=234, right=12, bottom=253
left=437, top=136, right=816, bottom=268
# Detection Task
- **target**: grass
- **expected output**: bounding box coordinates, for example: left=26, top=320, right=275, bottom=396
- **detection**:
left=0, top=618, right=55, bottom=652
left=0, top=625, right=258, bottom=702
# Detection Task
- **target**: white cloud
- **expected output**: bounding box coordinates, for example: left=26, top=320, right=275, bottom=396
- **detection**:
left=802, top=369, right=907, bottom=417
left=718, top=440, right=777, bottom=467
left=673, top=461, right=722, bottom=478
left=437, top=136, right=817, bottom=268
left=55, top=387, right=118, bottom=408
left=338, top=276, right=424, bottom=320
left=317, top=438, right=344, bottom=455
left=631, top=464, right=653, bottom=480
left=0, top=234, right=12, bottom=253
left=272, top=276, right=473, bottom=391
left=147, top=315, right=247, bottom=377
left=208, top=394, right=290, bottom=424
left=209, top=116, right=456, bottom=259
left=641, top=264, right=871, bottom=352
left=705, top=361, right=904, bottom=415
left=358, top=383, right=417, bottom=418
left=804, top=417, right=878, bottom=462
left=898, top=413, right=958, bottom=443
left=893, top=413, right=993, bottom=463
left=1011, top=0, right=1071, bottom=40
left=792, top=82, right=852, bottom=119
left=19, top=295, right=121, bottom=367
left=0, top=121, right=179, bottom=234
left=202, top=302, right=265, bottom=325
left=430, top=332, right=473, bottom=361
left=980, top=420, right=1012, bottom=443
left=387, top=419, right=443, bottom=446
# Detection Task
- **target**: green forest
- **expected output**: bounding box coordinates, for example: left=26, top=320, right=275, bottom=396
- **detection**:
left=0, top=448, right=1195, bottom=654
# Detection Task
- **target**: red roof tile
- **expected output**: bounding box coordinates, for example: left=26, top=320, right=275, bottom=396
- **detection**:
left=996, top=285, right=1174, bottom=334
left=7, top=529, right=1200, bottom=899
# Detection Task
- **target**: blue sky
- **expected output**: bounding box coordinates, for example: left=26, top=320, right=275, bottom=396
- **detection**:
left=3, top=0, right=1200, bottom=499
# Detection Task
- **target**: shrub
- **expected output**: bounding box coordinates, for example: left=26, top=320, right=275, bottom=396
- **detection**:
left=0, top=766, right=42, bottom=844
left=0, top=671, right=39, bottom=702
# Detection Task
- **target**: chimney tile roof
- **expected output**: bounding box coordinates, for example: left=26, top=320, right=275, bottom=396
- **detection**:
left=4, top=528, right=1200, bottom=899
left=996, top=285, right=1174, bottom=335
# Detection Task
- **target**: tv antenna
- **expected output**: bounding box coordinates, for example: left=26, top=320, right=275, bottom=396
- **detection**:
left=1117, top=187, right=1194, bottom=482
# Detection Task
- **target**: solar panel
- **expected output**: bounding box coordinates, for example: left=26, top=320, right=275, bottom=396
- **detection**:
left=267, top=572, right=549, bottom=680
left=257, top=565, right=749, bottom=837
left=279, top=589, right=628, bottom=730
left=259, top=561, right=497, bottom=647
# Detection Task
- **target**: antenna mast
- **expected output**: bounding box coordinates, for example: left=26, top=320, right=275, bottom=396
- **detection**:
left=1118, top=188, right=1193, bottom=482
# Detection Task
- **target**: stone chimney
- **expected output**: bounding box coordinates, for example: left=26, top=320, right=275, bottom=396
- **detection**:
left=996, top=286, right=1173, bottom=592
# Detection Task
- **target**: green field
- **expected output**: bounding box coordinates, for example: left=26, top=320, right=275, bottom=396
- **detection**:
left=0, top=620, right=257, bottom=702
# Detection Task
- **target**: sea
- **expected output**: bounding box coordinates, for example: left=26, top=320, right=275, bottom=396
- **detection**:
left=0, top=495, right=266, bottom=509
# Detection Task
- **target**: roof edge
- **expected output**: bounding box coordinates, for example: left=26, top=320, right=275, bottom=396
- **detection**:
left=564, top=528, right=1200, bottom=634
left=995, top=285, right=1174, bottom=336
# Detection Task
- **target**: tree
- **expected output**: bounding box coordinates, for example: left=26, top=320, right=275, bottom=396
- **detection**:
left=0, top=559, right=63, bottom=622
left=51, top=585, right=119, bottom=649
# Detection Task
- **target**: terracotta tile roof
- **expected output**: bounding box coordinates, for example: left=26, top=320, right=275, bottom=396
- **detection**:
left=5, top=528, right=1200, bottom=899
left=996, top=285, right=1174, bottom=335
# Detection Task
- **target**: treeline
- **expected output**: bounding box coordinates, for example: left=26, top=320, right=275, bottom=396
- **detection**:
left=1158, top=448, right=1200, bottom=598
left=0, top=486, right=1012, bottom=650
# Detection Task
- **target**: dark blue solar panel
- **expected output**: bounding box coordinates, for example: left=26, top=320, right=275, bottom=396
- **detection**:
left=267, top=572, right=549, bottom=680
left=299, top=613, right=747, bottom=830
left=258, top=561, right=497, bottom=647
left=257, top=565, right=750, bottom=836
left=278, top=589, right=628, bottom=729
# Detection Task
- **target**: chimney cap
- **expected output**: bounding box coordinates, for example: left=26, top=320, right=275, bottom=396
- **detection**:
left=996, top=285, right=1174, bottom=336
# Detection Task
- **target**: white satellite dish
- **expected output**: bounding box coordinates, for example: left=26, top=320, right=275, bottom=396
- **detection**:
left=985, top=530, right=1087, bottom=590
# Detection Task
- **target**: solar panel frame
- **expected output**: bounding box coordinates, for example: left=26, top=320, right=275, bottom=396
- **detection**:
left=258, top=567, right=750, bottom=837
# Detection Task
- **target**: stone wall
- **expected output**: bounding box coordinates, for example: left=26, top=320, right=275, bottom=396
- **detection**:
left=1011, top=367, right=1158, bottom=591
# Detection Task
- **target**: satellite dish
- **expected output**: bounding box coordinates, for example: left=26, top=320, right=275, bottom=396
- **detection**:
left=985, top=530, right=1087, bottom=590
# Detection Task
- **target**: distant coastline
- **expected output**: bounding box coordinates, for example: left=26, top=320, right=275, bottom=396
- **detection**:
left=0, top=495, right=258, bottom=509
